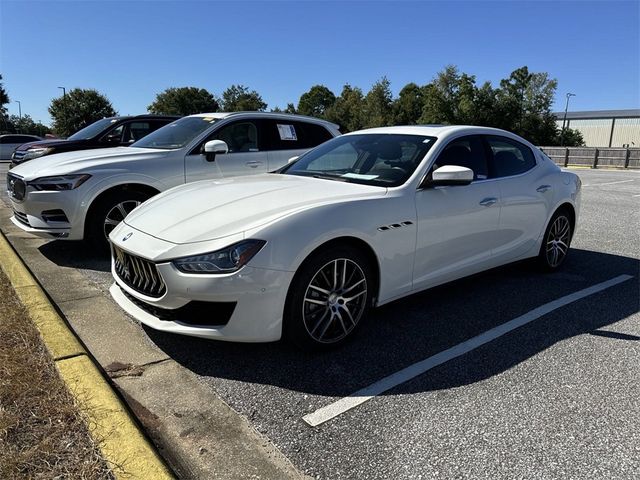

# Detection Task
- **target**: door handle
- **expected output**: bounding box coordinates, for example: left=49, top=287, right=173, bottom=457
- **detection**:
left=246, top=161, right=262, bottom=168
left=536, top=184, right=551, bottom=193
left=479, top=197, right=498, bottom=207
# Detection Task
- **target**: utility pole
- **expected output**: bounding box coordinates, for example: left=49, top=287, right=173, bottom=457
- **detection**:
left=15, top=100, right=21, bottom=119
left=560, top=92, right=575, bottom=146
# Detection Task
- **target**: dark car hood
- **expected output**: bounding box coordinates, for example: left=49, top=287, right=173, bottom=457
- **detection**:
left=15, top=139, right=85, bottom=151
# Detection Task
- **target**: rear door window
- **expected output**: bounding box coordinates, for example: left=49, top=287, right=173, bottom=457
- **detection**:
left=485, top=135, right=536, bottom=178
left=264, top=120, right=333, bottom=151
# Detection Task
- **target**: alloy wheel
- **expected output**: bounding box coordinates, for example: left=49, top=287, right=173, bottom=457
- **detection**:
left=545, top=215, right=571, bottom=267
left=103, top=200, right=141, bottom=239
left=302, top=258, right=368, bottom=344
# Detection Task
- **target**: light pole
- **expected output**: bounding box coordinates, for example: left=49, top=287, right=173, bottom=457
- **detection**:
left=58, top=86, right=66, bottom=98
left=15, top=100, right=21, bottom=119
left=560, top=92, right=576, bottom=146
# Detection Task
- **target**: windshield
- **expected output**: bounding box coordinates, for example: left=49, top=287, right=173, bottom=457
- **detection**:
left=131, top=116, right=219, bottom=150
left=283, top=133, right=437, bottom=186
left=68, top=118, right=120, bottom=140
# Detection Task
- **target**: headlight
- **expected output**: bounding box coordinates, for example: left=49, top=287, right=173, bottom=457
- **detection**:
left=17, top=147, right=54, bottom=160
left=172, top=239, right=266, bottom=274
left=28, top=174, right=92, bottom=191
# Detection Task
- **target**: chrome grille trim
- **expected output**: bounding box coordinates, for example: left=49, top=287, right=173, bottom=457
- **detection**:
left=12, top=150, right=26, bottom=160
left=112, top=245, right=166, bottom=298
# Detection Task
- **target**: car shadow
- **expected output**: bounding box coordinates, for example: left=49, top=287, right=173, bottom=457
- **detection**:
left=38, top=240, right=110, bottom=272
left=143, top=248, right=638, bottom=397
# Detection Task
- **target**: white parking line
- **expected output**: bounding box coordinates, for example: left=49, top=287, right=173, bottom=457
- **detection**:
left=582, top=179, right=635, bottom=187
left=302, top=274, right=634, bottom=427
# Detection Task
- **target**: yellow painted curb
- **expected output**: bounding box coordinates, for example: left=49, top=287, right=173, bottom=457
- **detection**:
left=0, top=231, right=174, bottom=479
left=58, top=355, right=173, bottom=479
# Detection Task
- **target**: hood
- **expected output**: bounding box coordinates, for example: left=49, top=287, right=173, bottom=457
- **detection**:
left=9, top=146, right=170, bottom=179
left=15, top=139, right=78, bottom=151
left=124, top=174, right=386, bottom=244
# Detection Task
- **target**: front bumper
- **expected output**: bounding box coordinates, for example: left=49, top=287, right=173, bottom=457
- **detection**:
left=110, top=250, right=294, bottom=343
left=8, top=189, right=85, bottom=240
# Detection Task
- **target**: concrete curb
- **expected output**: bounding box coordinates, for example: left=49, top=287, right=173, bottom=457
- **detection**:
left=0, top=231, right=174, bottom=480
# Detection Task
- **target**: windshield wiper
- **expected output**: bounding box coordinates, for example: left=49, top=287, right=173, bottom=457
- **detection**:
left=312, top=174, right=349, bottom=182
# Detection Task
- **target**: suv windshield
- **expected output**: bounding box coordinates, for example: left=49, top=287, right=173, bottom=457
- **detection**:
left=283, top=133, right=437, bottom=187
left=131, top=116, right=219, bottom=150
left=68, top=118, right=121, bottom=140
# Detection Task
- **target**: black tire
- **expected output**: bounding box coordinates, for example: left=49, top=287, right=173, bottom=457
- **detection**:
left=537, top=208, right=573, bottom=272
left=284, top=245, right=373, bottom=350
left=85, top=189, right=150, bottom=253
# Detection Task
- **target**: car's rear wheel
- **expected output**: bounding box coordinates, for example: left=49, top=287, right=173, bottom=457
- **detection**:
left=86, top=190, right=149, bottom=253
left=284, top=246, right=372, bottom=350
left=538, top=208, right=573, bottom=271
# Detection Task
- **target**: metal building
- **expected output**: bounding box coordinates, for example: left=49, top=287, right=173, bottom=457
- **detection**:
left=554, top=109, right=640, bottom=147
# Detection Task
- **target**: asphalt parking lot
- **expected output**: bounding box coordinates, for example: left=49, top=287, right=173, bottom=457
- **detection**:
left=2, top=164, right=639, bottom=479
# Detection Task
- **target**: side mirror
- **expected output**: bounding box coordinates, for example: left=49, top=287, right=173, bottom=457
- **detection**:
left=203, top=140, right=228, bottom=162
left=424, top=165, right=474, bottom=188
left=287, top=155, right=299, bottom=164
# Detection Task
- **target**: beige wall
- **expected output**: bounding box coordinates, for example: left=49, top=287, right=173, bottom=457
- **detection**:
left=557, top=117, right=640, bottom=147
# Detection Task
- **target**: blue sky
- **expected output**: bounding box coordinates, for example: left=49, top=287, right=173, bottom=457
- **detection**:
left=1, top=0, right=639, bottom=125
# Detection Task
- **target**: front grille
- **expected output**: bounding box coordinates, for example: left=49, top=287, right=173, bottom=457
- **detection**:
left=12, top=150, right=26, bottom=161
left=13, top=209, right=30, bottom=226
left=122, top=290, right=235, bottom=327
left=7, top=173, right=25, bottom=201
left=113, top=245, right=166, bottom=298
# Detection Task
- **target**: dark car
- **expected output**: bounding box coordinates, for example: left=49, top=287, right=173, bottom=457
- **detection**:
left=11, top=115, right=179, bottom=167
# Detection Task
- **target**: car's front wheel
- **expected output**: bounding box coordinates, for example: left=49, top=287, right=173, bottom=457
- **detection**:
left=538, top=208, right=573, bottom=271
left=284, top=245, right=373, bottom=349
left=86, top=190, right=150, bottom=253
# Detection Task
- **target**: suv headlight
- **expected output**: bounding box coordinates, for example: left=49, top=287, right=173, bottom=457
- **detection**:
left=28, top=174, right=92, bottom=191
left=172, top=240, right=266, bottom=274
left=18, top=147, right=54, bottom=160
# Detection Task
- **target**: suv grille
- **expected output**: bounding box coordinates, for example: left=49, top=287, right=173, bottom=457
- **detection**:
left=12, top=150, right=27, bottom=162
left=7, top=173, right=26, bottom=201
left=113, top=245, right=166, bottom=298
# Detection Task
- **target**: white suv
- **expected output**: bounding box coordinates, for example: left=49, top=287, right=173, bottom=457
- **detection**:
left=7, top=112, right=340, bottom=249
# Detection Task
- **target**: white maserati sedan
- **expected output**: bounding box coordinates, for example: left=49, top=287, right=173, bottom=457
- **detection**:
left=6, top=112, right=339, bottom=250
left=109, top=125, right=581, bottom=348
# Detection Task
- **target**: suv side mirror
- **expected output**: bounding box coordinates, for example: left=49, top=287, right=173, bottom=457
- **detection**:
left=287, top=155, right=299, bottom=164
left=422, top=165, right=474, bottom=188
left=203, top=140, right=229, bottom=162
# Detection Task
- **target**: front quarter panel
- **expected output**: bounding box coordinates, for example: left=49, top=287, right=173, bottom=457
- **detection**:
left=245, top=190, right=417, bottom=304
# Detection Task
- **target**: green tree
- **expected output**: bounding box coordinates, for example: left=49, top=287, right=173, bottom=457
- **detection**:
left=297, top=85, right=336, bottom=118
left=419, top=66, right=479, bottom=125
left=556, top=127, right=585, bottom=147
left=393, top=82, right=424, bottom=125
left=496, top=66, right=559, bottom=144
left=363, top=77, right=393, bottom=128
left=7, top=114, right=52, bottom=136
left=221, top=85, right=267, bottom=112
left=325, top=84, right=366, bottom=132
left=48, top=88, right=117, bottom=137
left=0, top=74, right=10, bottom=132
left=148, top=87, right=219, bottom=116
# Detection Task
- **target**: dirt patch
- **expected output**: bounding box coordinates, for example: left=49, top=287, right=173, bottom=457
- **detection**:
left=0, top=268, right=114, bottom=479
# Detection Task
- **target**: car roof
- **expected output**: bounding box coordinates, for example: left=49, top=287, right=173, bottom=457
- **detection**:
left=344, top=124, right=526, bottom=139
left=187, top=111, right=340, bottom=129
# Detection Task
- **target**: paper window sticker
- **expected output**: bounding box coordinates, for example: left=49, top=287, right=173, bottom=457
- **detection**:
left=277, top=124, right=297, bottom=141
